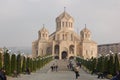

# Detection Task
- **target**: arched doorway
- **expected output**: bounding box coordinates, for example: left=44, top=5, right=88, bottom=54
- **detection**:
left=69, top=56, right=74, bottom=60
left=69, top=45, right=74, bottom=54
left=54, top=56, right=59, bottom=59
left=54, top=45, right=59, bottom=54
left=62, top=51, right=67, bottom=59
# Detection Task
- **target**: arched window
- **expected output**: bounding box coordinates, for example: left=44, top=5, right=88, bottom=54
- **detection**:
left=46, top=47, right=52, bottom=54
left=69, top=45, right=74, bottom=54
left=66, top=22, right=67, bottom=27
left=62, top=22, right=64, bottom=27
left=86, top=50, right=88, bottom=56
left=71, top=23, right=72, bottom=28
left=63, top=34, right=64, bottom=40
left=71, top=34, right=73, bottom=41
left=65, top=34, right=67, bottom=40
left=57, top=22, right=58, bottom=27
left=43, top=34, right=44, bottom=37
left=57, top=34, right=60, bottom=40
left=85, top=34, right=87, bottom=38
left=59, top=22, right=61, bottom=27
left=54, top=45, right=59, bottom=54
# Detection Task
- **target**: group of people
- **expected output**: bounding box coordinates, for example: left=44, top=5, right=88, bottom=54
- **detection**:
left=91, top=68, right=120, bottom=80
left=50, top=63, right=58, bottom=72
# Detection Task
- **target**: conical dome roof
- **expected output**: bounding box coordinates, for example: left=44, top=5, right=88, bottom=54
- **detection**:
left=56, top=11, right=74, bottom=22
left=81, top=26, right=91, bottom=34
left=39, top=26, right=49, bottom=33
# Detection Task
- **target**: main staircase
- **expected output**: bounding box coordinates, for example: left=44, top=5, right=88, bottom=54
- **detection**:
left=57, top=59, right=69, bottom=71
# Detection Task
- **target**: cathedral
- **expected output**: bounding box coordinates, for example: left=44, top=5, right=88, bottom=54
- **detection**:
left=32, top=10, right=97, bottom=59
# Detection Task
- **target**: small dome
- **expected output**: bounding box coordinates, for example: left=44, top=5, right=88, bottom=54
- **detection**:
left=56, top=11, right=74, bottom=22
left=81, top=27, right=91, bottom=34
left=39, top=26, right=49, bottom=33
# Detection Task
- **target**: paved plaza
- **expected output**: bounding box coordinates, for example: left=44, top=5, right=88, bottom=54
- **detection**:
left=8, top=60, right=108, bottom=80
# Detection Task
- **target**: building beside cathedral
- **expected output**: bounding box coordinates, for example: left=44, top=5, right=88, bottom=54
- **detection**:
left=32, top=10, right=97, bottom=59
left=98, top=43, right=120, bottom=55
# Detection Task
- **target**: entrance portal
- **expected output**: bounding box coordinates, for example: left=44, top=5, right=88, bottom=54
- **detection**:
left=54, top=56, right=59, bottom=59
left=69, top=56, right=74, bottom=60
left=62, top=51, right=67, bottom=59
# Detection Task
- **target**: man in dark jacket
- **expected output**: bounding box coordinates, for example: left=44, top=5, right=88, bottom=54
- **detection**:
left=111, top=70, right=120, bottom=80
left=0, top=69, right=6, bottom=80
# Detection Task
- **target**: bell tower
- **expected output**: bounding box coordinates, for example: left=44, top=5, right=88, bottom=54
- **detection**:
left=38, top=25, right=49, bottom=41
left=80, top=24, right=91, bottom=41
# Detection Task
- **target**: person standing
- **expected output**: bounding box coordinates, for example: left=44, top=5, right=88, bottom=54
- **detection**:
left=111, top=70, right=120, bottom=80
left=0, top=68, right=6, bottom=80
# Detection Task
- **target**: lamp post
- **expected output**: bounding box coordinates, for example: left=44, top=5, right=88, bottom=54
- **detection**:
left=110, top=50, right=114, bottom=55
left=118, top=52, right=120, bottom=60
left=98, top=54, right=102, bottom=58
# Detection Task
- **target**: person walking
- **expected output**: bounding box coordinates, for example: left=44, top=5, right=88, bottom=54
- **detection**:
left=51, top=64, right=55, bottom=72
left=55, top=61, right=58, bottom=71
left=74, top=65, right=80, bottom=80
left=55, top=64, right=58, bottom=72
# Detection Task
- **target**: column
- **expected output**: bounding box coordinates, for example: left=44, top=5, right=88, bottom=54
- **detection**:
left=52, top=41, right=55, bottom=59
left=74, top=41, right=77, bottom=59
left=59, top=44, right=61, bottom=59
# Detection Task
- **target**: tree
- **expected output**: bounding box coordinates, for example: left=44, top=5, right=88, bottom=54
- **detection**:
left=0, top=52, right=2, bottom=69
left=26, top=57, right=30, bottom=69
left=96, top=57, right=101, bottom=72
left=17, top=54, right=21, bottom=74
left=91, top=58, right=97, bottom=72
left=114, top=53, right=119, bottom=75
left=101, top=56, right=105, bottom=72
left=3, top=50, right=11, bottom=75
left=33, top=58, right=37, bottom=71
left=108, top=55, right=114, bottom=75
left=104, top=56, right=109, bottom=72
left=22, top=56, right=26, bottom=73
left=11, top=54, right=17, bottom=74
left=29, top=58, right=33, bottom=72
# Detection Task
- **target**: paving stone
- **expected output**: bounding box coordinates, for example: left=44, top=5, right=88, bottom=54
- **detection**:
left=7, top=60, right=109, bottom=80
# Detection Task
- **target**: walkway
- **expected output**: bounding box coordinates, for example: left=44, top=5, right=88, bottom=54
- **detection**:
left=8, top=59, right=108, bottom=80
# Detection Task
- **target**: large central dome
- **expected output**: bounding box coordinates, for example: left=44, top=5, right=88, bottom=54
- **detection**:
left=56, top=11, right=74, bottom=22
left=56, top=11, right=74, bottom=31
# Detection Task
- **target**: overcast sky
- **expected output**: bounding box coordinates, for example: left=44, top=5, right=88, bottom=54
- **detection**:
left=0, top=0, right=120, bottom=47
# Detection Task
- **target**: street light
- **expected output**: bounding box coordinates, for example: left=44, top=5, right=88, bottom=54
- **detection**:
left=8, top=50, right=11, bottom=53
left=118, top=52, right=120, bottom=55
left=105, top=54, right=110, bottom=57
left=110, top=50, right=114, bottom=54
left=98, top=54, right=102, bottom=58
